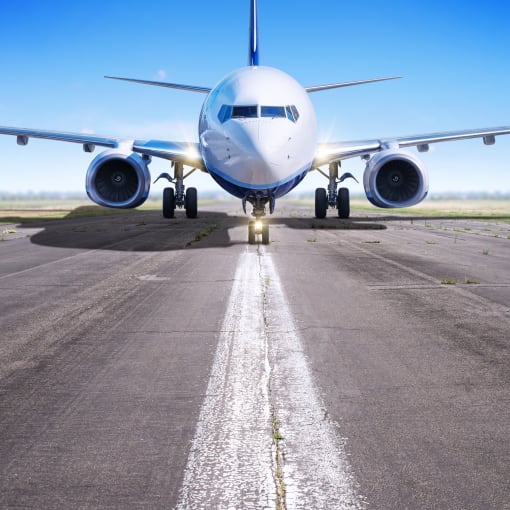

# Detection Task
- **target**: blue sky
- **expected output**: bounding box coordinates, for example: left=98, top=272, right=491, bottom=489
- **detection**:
left=1, top=0, right=509, bottom=195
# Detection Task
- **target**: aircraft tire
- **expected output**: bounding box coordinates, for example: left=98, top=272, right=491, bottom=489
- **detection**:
left=315, top=188, right=327, bottom=218
left=261, top=223, right=269, bottom=245
left=163, top=187, right=175, bottom=218
left=185, top=187, right=198, bottom=218
left=248, top=222, right=256, bottom=244
left=337, top=187, right=350, bottom=218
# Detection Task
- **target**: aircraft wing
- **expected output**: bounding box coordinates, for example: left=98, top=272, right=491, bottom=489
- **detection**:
left=0, top=126, right=118, bottom=149
left=313, top=126, right=510, bottom=167
left=104, top=76, right=212, bottom=94
left=0, top=125, right=204, bottom=169
left=131, top=140, right=204, bottom=168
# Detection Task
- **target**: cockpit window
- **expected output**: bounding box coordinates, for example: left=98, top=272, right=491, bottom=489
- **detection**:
left=218, top=104, right=232, bottom=123
left=218, top=104, right=300, bottom=123
left=261, top=106, right=286, bottom=118
left=232, top=105, right=258, bottom=119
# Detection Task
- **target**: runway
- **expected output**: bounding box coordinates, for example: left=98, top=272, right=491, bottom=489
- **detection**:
left=0, top=201, right=509, bottom=509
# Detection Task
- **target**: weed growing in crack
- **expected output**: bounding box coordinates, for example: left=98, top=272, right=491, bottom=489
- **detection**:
left=271, top=415, right=286, bottom=509
left=186, top=223, right=219, bottom=246
left=0, top=228, right=16, bottom=241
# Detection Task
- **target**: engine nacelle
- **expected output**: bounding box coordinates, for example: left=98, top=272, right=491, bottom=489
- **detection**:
left=86, top=150, right=151, bottom=208
left=363, top=149, right=429, bottom=208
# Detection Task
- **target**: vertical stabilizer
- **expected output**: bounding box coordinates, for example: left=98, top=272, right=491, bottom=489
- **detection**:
left=249, top=0, right=259, bottom=66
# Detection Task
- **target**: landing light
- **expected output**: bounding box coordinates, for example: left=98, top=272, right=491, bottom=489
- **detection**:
left=254, top=220, right=263, bottom=233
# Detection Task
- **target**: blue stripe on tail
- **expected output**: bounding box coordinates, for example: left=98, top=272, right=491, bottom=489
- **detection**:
left=249, top=0, right=259, bottom=66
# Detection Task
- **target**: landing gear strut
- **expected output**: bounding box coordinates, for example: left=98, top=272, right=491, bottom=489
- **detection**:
left=314, top=162, right=357, bottom=219
left=245, top=195, right=270, bottom=245
left=155, top=162, right=198, bottom=219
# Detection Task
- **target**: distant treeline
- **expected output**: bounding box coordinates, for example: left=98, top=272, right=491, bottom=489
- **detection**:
left=422, top=192, right=510, bottom=200
left=0, top=191, right=88, bottom=201
left=0, top=190, right=231, bottom=201
left=0, top=190, right=509, bottom=201
left=290, top=191, right=510, bottom=200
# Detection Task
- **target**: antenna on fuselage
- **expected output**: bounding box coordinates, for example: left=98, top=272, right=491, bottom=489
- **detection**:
left=249, top=0, right=259, bottom=66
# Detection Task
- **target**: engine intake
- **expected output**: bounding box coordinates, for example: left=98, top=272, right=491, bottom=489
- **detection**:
left=363, top=149, right=429, bottom=208
left=86, top=150, right=150, bottom=208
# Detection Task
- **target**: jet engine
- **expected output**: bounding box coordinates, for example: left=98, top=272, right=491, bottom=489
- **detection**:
left=85, top=150, right=151, bottom=208
left=363, top=149, right=429, bottom=208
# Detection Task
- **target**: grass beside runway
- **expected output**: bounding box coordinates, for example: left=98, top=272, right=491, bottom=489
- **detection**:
left=0, top=206, right=139, bottom=224
left=0, top=196, right=509, bottom=225
left=0, top=197, right=224, bottom=225
left=352, top=199, right=510, bottom=218
left=286, top=198, right=510, bottom=221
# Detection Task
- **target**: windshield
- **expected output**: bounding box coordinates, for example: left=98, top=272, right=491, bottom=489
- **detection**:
left=218, top=104, right=300, bottom=123
left=231, top=105, right=258, bottom=118
left=261, top=106, right=286, bottom=118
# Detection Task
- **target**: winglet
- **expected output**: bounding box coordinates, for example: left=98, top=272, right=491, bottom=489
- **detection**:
left=249, top=0, right=259, bottom=66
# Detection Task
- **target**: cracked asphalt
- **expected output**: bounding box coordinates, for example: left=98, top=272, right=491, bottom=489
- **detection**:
left=0, top=201, right=509, bottom=509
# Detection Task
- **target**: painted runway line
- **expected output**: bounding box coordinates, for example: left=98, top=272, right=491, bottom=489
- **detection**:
left=262, top=251, right=365, bottom=509
left=176, top=249, right=274, bottom=509
left=176, top=248, right=364, bottom=509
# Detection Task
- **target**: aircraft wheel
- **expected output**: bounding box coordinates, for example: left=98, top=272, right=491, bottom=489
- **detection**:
left=163, top=187, right=175, bottom=218
left=337, top=187, right=350, bottom=218
left=248, top=222, right=256, bottom=244
left=261, top=223, right=269, bottom=245
left=185, top=187, right=198, bottom=218
left=315, top=188, right=327, bottom=218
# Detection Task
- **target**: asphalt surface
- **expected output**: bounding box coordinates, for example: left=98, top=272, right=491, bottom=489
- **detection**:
left=0, top=201, right=509, bottom=509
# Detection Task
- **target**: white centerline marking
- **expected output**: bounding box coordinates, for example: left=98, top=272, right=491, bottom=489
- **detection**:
left=176, top=248, right=365, bottom=509
left=176, top=249, right=274, bottom=510
left=261, top=250, right=365, bottom=509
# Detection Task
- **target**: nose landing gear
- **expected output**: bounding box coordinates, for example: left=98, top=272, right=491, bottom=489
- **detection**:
left=248, top=219, right=269, bottom=245
left=245, top=196, right=270, bottom=245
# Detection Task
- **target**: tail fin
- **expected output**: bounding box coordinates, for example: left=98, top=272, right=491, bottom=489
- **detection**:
left=249, top=0, right=259, bottom=66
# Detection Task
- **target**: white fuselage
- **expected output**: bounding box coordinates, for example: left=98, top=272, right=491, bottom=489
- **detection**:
left=199, top=66, right=317, bottom=198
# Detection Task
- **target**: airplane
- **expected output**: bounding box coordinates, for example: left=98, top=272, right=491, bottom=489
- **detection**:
left=1, top=0, right=510, bottom=245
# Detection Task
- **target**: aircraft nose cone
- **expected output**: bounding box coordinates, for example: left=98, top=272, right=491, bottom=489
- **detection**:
left=255, top=124, right=290, bottom=166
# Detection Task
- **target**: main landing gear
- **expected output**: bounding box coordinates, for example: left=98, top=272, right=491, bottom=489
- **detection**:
left=244, top=195, right=273, bottom=245
left=155, top=162, right=198, bottom=219
left=314, top=162, right=358, bottom=219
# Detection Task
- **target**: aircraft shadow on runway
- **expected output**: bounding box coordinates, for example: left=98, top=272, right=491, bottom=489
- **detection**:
left=1, top=205, right=391, bottom=252
left=8, top=205, right=507, bottom=252
left=22, top=209, right=237, bottom=252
